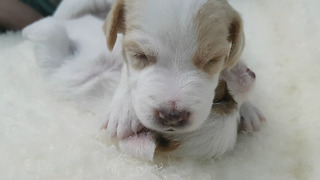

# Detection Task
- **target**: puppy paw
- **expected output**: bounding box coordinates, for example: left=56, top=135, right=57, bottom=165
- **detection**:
left=102, top=99, right=143, bottom=139
left=239, top=101, right=265, bottom=132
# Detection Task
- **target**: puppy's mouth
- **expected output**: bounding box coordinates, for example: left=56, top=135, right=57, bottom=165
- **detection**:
left=165, top=128, right=175, bottom=132
left=139, top=125, right=179, bottom=134
left=136, top=122, right=183, bottom=135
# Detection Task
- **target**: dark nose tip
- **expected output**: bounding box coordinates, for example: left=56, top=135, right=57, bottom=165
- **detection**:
left=156, top=109, right=190, bottom=127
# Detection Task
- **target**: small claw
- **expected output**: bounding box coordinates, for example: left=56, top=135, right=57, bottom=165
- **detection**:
left=100, top=121, right=108, bottom=130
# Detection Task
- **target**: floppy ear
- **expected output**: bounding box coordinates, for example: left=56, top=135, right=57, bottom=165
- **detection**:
left=103, top=0, right=126, bottom=51
left=225, top=15, right=245, bottom=69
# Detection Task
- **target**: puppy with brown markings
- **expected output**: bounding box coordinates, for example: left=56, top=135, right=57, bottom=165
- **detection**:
left=103, top=0, right=246, bottom=139
left=22, top=0, right=265, bottom=160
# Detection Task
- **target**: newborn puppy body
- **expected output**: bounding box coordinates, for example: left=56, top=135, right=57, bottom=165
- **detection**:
left=22, top=0, right=265, bottom=161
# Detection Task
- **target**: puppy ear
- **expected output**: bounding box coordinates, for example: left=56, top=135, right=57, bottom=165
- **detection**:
left=225, top=15, right=245, bottom=69
left=103, top=0, right=126, bottom=51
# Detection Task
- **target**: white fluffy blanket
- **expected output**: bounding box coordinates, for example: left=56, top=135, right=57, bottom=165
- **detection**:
left=1, top=0, right=320, bottom=179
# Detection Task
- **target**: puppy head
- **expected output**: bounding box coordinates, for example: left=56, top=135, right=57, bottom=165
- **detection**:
left=103, top=0, right=245, bottom=133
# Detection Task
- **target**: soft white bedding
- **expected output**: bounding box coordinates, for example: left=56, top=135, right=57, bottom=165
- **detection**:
left=0, top=0, right=319, bottom=179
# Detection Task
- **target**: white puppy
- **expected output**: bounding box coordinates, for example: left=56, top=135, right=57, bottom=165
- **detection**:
left=102, top=0, right=246, bottom=138
left=23, top=0, right=264, bottom=159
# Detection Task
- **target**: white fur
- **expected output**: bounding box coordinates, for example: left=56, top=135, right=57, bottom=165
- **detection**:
left=167, top=111, right=239, bottom=158
left=119, top=132, right=156, bottom=161
left=23, top=15, right=123, bottom=114
left=54, top=0, right=115, bottom=19
left=118, top=110, right=239, bottom=160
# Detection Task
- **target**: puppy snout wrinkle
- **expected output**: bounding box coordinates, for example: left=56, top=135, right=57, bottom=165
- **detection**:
left=156, top=109, right=190, bottom=127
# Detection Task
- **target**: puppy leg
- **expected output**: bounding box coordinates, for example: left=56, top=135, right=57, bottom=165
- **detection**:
left=240, top=101, right=266, bottom=131
left=221, top=61, right=265, bottom=132
left=102, top=64, right=143, bottom=139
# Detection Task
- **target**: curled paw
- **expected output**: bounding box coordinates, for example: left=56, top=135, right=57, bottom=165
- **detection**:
left=239, top=101, right=265, bottom=132
left=102, top=100, right=143, bottom=139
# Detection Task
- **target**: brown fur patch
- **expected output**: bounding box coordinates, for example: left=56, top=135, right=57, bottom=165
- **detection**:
left=211, top=80, right=237, bottom=114
left=154, top=135, right=180, bottom=155
left=225, top=17, right=245, bottom=68
left=192, top=1, right=229, bottom=75
left=193, top=0, right=245, bottom=73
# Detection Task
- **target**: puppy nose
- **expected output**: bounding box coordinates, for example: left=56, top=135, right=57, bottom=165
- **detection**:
left=156, top=109, right=190, bottom=127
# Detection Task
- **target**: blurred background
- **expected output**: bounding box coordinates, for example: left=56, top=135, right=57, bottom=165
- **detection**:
left=0, top=0, right=61, bottom=32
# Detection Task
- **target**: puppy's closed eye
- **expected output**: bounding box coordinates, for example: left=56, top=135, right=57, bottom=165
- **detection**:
left=128, top=52, right=156, bottom=70
left=124, top=41, right=157, bottom=70
left=132, top=53, right=148, bottom=61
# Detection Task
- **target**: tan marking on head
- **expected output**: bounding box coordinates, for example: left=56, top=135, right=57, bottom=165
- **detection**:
left=103, top=0, right=146, bottom=51
left=225, top=15, right=245, bottom=69
left=211, top=80, right=237, bottom=115
left=193, top=0, right=245, bottom=74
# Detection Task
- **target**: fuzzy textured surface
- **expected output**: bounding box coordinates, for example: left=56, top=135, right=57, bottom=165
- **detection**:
left=1, top=0, right=320, bottom=179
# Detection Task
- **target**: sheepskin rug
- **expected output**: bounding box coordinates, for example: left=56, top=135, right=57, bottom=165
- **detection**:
left=1, top=0, right=319, bottom=179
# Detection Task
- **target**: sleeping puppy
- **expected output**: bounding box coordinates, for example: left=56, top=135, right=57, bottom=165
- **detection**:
left=22, top=0, right=264, bottom=160
left=102, top=0, right=246, bottom=139
left=119, top=62, right=265, bottom=160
